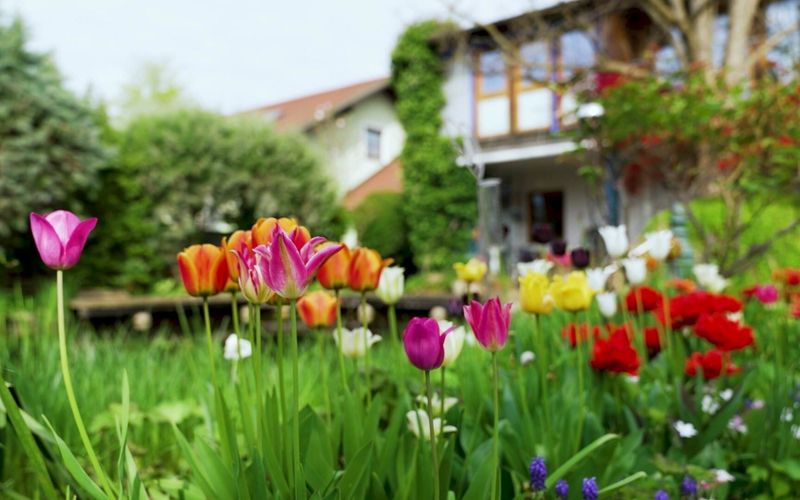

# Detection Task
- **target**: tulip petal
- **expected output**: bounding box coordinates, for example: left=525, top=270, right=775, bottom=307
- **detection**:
left=300, top=236, right=326, bottom=262
left=403, top=318, right=445, bottom=370
left=305, top=242, right=343, bottom=277
left=63, top=217, right=97, bottom=268
left=268, top=230, right=307, bottom=298
left=30, top=212, right=64, bottom=268
left=177, top=252, right=200, bottom=296
left=44, top=210, right=82, bottom=243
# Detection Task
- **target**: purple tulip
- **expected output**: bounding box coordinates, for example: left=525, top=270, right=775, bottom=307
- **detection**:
left=402, top=317, right=453, bottom=370
left=570, top=248, right=591, bottom=269
left=463, top=297, right=512, bottom=352
left=550, top=239, right=567, bottom=256
left=254, top=226, right=342, bottom=299
left=30, top=210, right=97, bottom=270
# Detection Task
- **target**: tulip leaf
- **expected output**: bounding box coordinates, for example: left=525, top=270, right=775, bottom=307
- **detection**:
left=43, top=417, right=106, bottom=500
left=598, top=471, right=647, bottom=495
left=545, top=433, right=620, bottom=489
left=338, top=441, right=373, bottom=499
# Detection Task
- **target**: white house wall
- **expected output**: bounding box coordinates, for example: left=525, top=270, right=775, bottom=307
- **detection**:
left=309, top=93, right=405, bottom=195
left=441, top=54, right=475, bottom=137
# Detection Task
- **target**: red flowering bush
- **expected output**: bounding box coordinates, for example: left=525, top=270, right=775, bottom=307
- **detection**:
left=625, top=286, right=664, bottom=313
left=685, top=350, right=741, bottom=380
left=590, top=327, right=639, bottom=375
left=694, top=313, right=754, bottom=351
left=656, top=292, right=742, bottom=328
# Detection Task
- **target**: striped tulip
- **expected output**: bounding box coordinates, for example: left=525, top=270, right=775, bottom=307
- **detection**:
left=297, top=290, right=337, bottom=328
left=29, top=210, right=97, bottom=270
left=254, top=226, right=342, bottom=299
left=221, top=229, right=252, bottom=291
left=348, top=247, right=392, bottom=292
left=251, top=217, right=310, bottom=248
left=177, top=244, right=230, bottom=297
left=231, top=246, right=273, bottom=303
left=317, top=242, right=351, bottom=290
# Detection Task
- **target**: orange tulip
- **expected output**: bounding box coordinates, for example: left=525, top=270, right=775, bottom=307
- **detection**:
left=221, top=229, right=252, bottom=291
left=317, top=242, right=351, bottom=290
left=348, top=247, right=392, bottom=292
left=297, top=290, right=338, bottom=328
left=177, top=244, right=230, bottom=297
left=251, top=217, right=310, bottom=248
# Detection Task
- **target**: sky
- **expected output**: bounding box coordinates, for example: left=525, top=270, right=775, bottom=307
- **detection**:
left=3, top=0, right=551, bottom=114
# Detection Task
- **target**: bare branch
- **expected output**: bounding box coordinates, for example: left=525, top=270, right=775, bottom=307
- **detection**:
left=723, top=217, right=800, bottom=276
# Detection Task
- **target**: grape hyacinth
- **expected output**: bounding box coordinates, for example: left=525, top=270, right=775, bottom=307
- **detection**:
left=529, top=456, right=547, bottom=491
left=655, top=490, right=669, bottom=500
left=582, top=477, right=599, bottom=500
left=555, top=479, right=569, bottom=499
left=681, top=475, right=698, bottom=497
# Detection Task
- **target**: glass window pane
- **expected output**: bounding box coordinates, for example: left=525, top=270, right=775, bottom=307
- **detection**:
left=479, top=50, right=507, bottom=94
left=477, top=95, right=510, bottom=136
left=521, top=41, right=551, bottom=84
left=561, top=31, right=595, bottom=80
left=517, top=88, right=553, bottom=130
left=366, top=128, right=381, bottom=159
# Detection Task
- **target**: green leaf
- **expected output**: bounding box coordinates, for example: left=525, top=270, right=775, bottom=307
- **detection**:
left=546, top=434, right=620, bottom=489
left=43, top=418, right=106, bottom=500
left=598, top=471, right=647, bottom=495
left=338, top=442, right=374, bottom=499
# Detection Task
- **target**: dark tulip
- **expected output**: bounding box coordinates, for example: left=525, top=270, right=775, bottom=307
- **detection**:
left=550, top=238, right=567, bottom=256
left=532, top=223, right=554, bottom=244
left=571, top=248, right=591, bottom=269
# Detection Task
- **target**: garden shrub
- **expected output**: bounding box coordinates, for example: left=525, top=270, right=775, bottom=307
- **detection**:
left=352, top=192, right=413, bottom=271
left=391, top=21, right=477, bottom=271
left=84, top=110, right=346, bottom=290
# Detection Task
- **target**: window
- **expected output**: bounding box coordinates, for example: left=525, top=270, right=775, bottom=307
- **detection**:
left=528, top=191, right=564, bottom=241
left=517, top=40, right=554, bottom=131
left=476, top=50, right=511, bottom=137
left=366, top=128, right=381, bottom=160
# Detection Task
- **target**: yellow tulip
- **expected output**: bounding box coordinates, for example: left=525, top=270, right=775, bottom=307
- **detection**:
left=453, top=258, right=488, bottom=283
left=549, top=271, right=594, bottom=312
left=519, top=272, right=554, bottom=314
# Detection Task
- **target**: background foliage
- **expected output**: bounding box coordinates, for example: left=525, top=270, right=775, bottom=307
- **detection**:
left=391, top=21, right=477, bottom=272
left=352, top=192, right=414, bottom=271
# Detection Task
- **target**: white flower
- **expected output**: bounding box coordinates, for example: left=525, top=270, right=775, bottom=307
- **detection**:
left=223, top=334, right=252, bottom=361
left=333, top=327, right=381, bottom=359
left=644, top=230, right=673, bottom=261
left=626, top=375, right=640, bottom=384
left=728, top=416, right=747, bottom=434
left=517, top=259, right=553, bottom=277
left=439, top=320, right=466, bottom=367
left=792, top=425, right=800, bottom=440
left=586, top=264, right=618, bottom=291
left=719, top=388, right=734, bottom=401
left=749, top=399, right=765, bottom=410
left=406, top=409, right=457, bottom=440
left=711, top=469, right=734, bottom=483
left=596, top=292, right=618, bottom=318
left=622, top=257, right=647, bottom=285
left=376, top=266, right=404, bottom=305
left=520, top=351, right=535, bottom=366
left=781, top=408, right=794, bottom=422
left=599, top=225, right=629, bottom=258
left=674, top=420, right=698, bottom=438
left=702, top=395, right=720, bottom=414
left=693, top=264, right=729, bottom=292
left=415, top=394, right=459, bottom=417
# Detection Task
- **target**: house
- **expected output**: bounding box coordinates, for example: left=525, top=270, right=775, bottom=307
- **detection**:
left=438, top=0, right=798, bottom=269
left=241, top=78, right=405, bottom=209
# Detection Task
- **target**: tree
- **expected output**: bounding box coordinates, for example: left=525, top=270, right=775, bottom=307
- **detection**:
left=85, top=110, right=346, bottom=289
left=0, top=18, right=108, bottom=274
left=116, top=61, right=194, bottom=121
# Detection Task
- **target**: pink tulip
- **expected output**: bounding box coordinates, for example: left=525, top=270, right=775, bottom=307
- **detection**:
left=463, top=297, right=512, bottom=352
left=755, top=284, right=779, bottom=304
left=30, top=210, right=97, bottom=270
left=254, top=225, right=342, bottom=299
left=231, top=247, right=274, bottom=303
left=403, top=317, right=454, bottom=370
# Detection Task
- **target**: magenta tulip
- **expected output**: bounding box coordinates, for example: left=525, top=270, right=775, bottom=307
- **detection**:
left=30, top=210, right=97, bottom=270
left=403, top=317, right=454, bottom=370
left=231, top=247, right=274, bottom=304
left=254, top=225, right=342, bottom=299
left=463, top=297, right=512, bottom=352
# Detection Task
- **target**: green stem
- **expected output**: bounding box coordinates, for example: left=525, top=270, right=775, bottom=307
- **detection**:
left=440, top=367, right=446, bottom=418
left=290, top=300, right=302, bottom=498
left=317, top=329, right=332, bottom=422
left=335, top=290, right=348, bottom=392
left=361, top=292, right=371, bottom=406
left=254, top=304, right=264, bottom=455
left=388, top=303, right=398, bottom=346
left=231, top=291, right=240, bottom=336
left=202, top=298, right=219, bottom=389
left=533, top=314, right=552, bottom=436
left=276, top=300, right=287, bottom=428
left=57, top=270, right=115, bottom=497
left=491, top=352, right=500, bottom=500
left=425, top=370, right=440, bottom=500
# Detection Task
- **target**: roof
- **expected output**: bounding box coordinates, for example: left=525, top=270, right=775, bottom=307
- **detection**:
left=342, top=157, right=403, bottom=210
left=240, top=77, right=390, bottom=132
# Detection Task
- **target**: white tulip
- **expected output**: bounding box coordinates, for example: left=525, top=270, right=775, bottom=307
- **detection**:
left=644, top=230, right=673, bottom=261
left=693, top=264, right=728, bottom=292
left=406, top=409, right=457, bottom=441
left=333, top=327, right=381, bottom=359
left=674, top=420, right=698, bottom=438
left=415, top=394, right=459, bottom=417
left=520, top=351, right=536, bottom=366
left=439, top=320, right=465, bottom=367
left=598, top=225, right=629, bottom=258
left=223, top=334, right=252, bottom=361
left=586, top=265, right=618, bottom=291
left=596, top=292, right=618, bottom=318
left=622, top=257, right=647, bottom=285
left=517, top=259, right=553, bottom=277
left=376, top=266, right=404, bottom=305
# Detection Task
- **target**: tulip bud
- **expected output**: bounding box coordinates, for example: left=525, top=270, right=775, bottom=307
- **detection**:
left=596, top=292, right=618, bottom=318
left=570, top=248, right=590, bottom=269
left=30, top=210, right=97, bottom=270
left=621, top=257, right=647, bottom=285
left=550, top=239, right=567, bottom=257
left=599, top=225, right=628, bottom=259
left=375, top=266, right=404, bottom=305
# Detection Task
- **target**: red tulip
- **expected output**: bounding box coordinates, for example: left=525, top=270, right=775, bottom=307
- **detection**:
left=694, top=313, right=754, bottom=351
left=463, top=297, right=512, bottom=352
left=624, top=286, right=664, bottom=313
left=685, top=350, right=740, bottom=380
left=177, top=244, right=230, bottom=297
left=297, top=291, right=337, bottom=328
left=590, top=327, right=639, bottom=375
left=30, top=210, right=97, bottom=270
left=656, top=292, right=742, bottom=328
